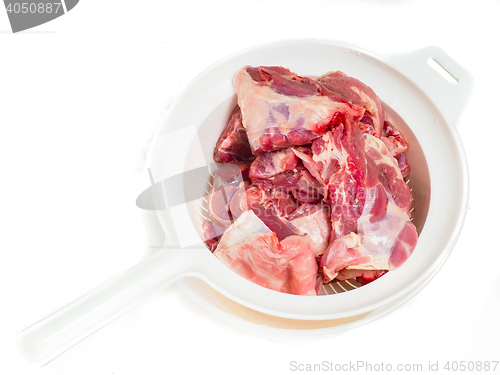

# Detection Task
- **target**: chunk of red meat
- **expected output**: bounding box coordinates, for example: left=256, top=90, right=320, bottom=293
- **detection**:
left=213, top=105, right=255, bottom=163
left=396, top=152, right=411, bottom=178
left=279, top=236, right=319, bottom=295
left=208, top=163, right=249, bottom=228
left=310, top=121, right=367, bottom=239
left=265, top=189, right=298, bottom=217
left=227, top=184, right=299, bottom=241
left=381, top=119, right=409, bottom=157
left=246, top=65, right=323, bottom=97
left=201, top=219, right=225, bottom=252
left=380, top=119, right=411, bottom=177
left=250, top=201, right=299, bottom=241
left=215, top=210, right=271, bottom=252
left=368, top=183, right=388, bottom=223
left=229, top=184, right=297, bottom=219
left=291, top=146, right=329, bottom=198
left=319, top=71, right=385, bottom=138
left=235, top=66, right=364, bottom=154
left=249, top=148, right=298, bottom=179
left=292, top=167, right=324, bottom=204
left=320, top=133, right=417, bottom=282
left=249, top=148, right=301, bottom=192
left=377, top=161, right=412, bottom=213
left=289, top=203, right=332, bottom=257
left=212, top=162, right=247, bottom=190
left=310, top=136, right=342, bottom=185
left=288, top=202, right=318, bottom=220
left=207, top=184, right=238, bottom=228
left=320, top=233, right=368, bottom=282
left=294, top=123, right=368, bottom=240
left=251, top=169, right=302, bottom=193
left=320, top=197, right=418, bottom=283
left=388, top=220, right=418, bottom=268
left=214, top=231, right=318, bottom=296
left=228, top=181, right=252, bottom=220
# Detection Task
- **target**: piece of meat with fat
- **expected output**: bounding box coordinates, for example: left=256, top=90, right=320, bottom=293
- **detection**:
left=215, top=210, right=271, bottom=251
left=212, top=162, right=249, bottom=190
left=312, top=121, right=367, bottom=240
left=229, top=184, right=297, bottom=219
left=247, top=192, right=299, bottom=241
left=365, top=133, right=412, bottom=213
left=227, top=184, right=299, bottom=241
left=291, top=146, right=329, bottom=198
left=201, top=219, right=225, bottom=252
left=289, top=203, right=332, bottom=257
left=249, top=148, right=298, bottom=179
left=291, top=167, right=324, bottom=204
left=320, top=199, right=417, bottom=282
left=208, top=163, right=248, bottom=228
left=319, top=71, right=385, bottom=138
left=249, top=148, right=301, bottom=192
left=320, top=133, right=417, bottom=282
left=265, top=189, right=298, bottom=217
left=235, top=66, right=364, bottom=154
left=381, top=118, right=411, bottom=177
left=250, top=169, right=302, bottom=193
left=228, top=181, right=252, bottom=220
left=381, top=119, right=409, bottom=157
left=214, top=229, right=318, bottom=296
left=207, top=184, right=238, bottom=228
left=213, top=105, right=255, bottom=163
left=320, top=232, right=366, bottom=282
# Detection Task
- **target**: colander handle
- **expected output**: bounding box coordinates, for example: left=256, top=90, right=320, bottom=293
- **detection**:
left=383, top=46, right=473, bottom=127
left=17, top=246, right=207, bottom=366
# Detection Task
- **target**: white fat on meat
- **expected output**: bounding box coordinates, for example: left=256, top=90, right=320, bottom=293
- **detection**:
left=364, top=133, right=403, bottom=178
left=320, top=132, right=417, bottom=282
left=235, top=67, right=360, bottom=153
left=348, top=187, right=410, bottom=270
left=215, top=210, right=270, bottom=251
left=290, top=204, right=331, bottom=257
left=214, top=232, right=318, bottom=296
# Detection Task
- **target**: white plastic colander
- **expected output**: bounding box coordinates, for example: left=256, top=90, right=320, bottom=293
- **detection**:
left=18, top=40, right=472, bottom=365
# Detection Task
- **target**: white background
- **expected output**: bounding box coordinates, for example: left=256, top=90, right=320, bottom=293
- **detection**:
left=2, top=0, right=499, bottom=374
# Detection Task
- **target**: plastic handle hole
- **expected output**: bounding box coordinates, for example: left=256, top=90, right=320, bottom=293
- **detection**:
left=427, top=57, right=459, bottom=84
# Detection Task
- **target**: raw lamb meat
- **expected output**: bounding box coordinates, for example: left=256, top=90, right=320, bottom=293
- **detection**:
left=291, top=168, right=324, bottom=204
left=319, top=133, right=416, bottom=282
left=225, top=183, right=299, bottom=241
left=235, top=66, right=364, bottom=154
left=205, top=65, right=418, bottom=295
left=289, top=203, right=331, bottom=257
left=320, top=202, right=417, bottom=282
left=248, top=148, right=301, bottom=192
left=381, top=119, right=411, bottom=177
left=214, top=218, right=318, bottom=296
left=213, top=106, right=255, bottom=163
left=318, top=71, right=385, bottom=138
left=244, top=187, right=300, bottom=241
left=207, top=162, right=247, bottom=228
left=215, top=210, right=270, bottom=251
